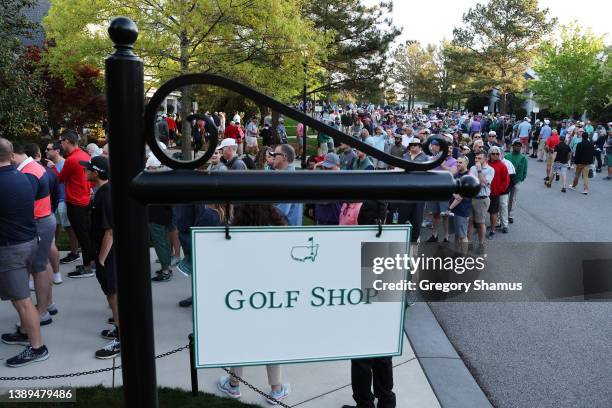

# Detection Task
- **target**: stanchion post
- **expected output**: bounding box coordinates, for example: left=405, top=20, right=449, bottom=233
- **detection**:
left=189, top=333, right=198, bottom=396
left=105, top=17, right=158, bottom=407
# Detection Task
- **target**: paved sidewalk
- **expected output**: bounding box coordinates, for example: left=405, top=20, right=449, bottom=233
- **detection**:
left=0, top=250, right=440, bottom=407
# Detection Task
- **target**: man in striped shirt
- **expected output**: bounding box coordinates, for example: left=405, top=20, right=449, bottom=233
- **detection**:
left=11, top=143, right=57, bottom=327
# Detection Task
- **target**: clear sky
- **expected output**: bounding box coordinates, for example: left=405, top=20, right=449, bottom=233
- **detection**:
left=377, top=0, right=611, bottom=48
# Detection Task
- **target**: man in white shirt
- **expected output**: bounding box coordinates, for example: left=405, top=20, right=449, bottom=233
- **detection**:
left=468, top=151, right=495, bottom=253
left=245, top=117, right=259, bottom=156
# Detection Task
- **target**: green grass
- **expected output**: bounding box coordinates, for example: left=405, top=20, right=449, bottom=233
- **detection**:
left=286, top=135, right=319, bottom=157
left=56, top=228, right=70, bottom=252
left=283, top=117, right=317, bottom=137
left=1, top=386, right=259, bottom=407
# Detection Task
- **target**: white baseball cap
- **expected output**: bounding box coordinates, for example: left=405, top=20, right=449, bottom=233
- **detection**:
left=218, top=138, right=237, bottom=149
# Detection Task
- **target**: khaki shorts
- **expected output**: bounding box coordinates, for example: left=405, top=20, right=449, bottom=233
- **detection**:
left=55, top=201, right=70, bottom=228
left=471, top=197, right=490, bottom=224
left=245, top=136, right=258, bottom=148
left=546, top=151, right=554, bottom=165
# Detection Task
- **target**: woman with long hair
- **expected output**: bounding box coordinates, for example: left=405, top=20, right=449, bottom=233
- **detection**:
left=254, top=146, right=273, bottom=170
left=217, top=204, right=290, bottom=404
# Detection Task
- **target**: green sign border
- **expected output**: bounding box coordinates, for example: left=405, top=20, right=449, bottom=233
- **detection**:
left=191, top=225, right=411, bottom=369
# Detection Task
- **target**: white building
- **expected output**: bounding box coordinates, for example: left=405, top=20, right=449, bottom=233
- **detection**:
left=488, top=68, right=540, bottom=115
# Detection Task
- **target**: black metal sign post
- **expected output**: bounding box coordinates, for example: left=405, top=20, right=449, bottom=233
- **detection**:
left=104, top=17, right=479, bottom=407
left=105, top=18, right=158, bottom=407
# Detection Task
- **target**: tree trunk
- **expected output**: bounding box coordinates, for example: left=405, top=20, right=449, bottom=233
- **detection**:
left=271, top=111, right=280, bottom=146
left=179, top=29, right=192, bottom=160
left=258, top=104, right=268, bottom=126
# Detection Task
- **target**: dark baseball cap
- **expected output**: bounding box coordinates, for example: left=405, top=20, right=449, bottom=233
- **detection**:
left=80, top=156, right=109, bottom=179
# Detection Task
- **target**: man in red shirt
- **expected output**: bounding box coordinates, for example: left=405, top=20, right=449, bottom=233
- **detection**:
left=544, top=129, right=561, bottom=183
left=55, top=130, right=95, bottom=278
left=224, top=120, right=244, bottom=156
left=165, top=114, right=177, bottom=148
left=486, top=146, right=510, bottom=240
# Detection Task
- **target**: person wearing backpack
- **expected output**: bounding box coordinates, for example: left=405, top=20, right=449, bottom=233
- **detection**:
left=570, top=132, right=595, bottom=195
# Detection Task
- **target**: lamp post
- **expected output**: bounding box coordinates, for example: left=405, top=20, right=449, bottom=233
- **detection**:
left=532, top=106, right=539, bottom=124
left=451, top=84, right=456, bottom=110
left=302, top=51, right=308, bottom=169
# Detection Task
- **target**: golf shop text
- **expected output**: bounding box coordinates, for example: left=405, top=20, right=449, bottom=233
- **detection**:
left=225, top=287, right=379, bottom=310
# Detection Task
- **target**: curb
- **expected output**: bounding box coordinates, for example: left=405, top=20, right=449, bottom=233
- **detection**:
left=404, top=302, right=492, bottom=408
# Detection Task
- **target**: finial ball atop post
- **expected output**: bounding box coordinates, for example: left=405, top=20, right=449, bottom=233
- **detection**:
left=108, top=17, right=138, bottom=47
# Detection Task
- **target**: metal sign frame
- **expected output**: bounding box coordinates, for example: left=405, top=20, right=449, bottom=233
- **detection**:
left=104, top=17, right=479, bottom=407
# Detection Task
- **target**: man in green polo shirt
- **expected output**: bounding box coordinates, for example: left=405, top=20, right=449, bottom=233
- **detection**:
left=504, top=139, right=527, bottom=224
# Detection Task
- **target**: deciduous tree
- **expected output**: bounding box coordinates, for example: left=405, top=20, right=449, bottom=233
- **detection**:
left=0, top=0, right=45, bottom=138
left=44, top=0, right=327, bottom=158
left=531, top=23, right=610, bottom=117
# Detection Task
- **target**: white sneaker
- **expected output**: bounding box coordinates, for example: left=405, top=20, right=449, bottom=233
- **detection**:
left=29, top=277, right=35, bottom=291
left=53, top=272, right=63, bottom=284
left=266, top=384, right=290, bottom=405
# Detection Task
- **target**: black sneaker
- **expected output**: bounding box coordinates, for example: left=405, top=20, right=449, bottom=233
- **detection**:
left=555, top=173, right=560, bottom=181
left=37, top=304, right=58, bottom=316
left=95, top=339, right=120, bottom=359
left=47, top=303, right=59, bottom=316
left=487, top=231, right=495, bottom=240
left=101, top=326, right=119, bottom=340
left=60, top=252, right=81, bottom=264
left=178, top=297, right=193, bottom=307
left=2, top=329, right=29, bottom=345
left=544, top=176, right=549, bottom=181
left=426, top=235, right=438, bottom=243
left=502, top=227, right=509, bottom=233
left=561, top=188, right=567, bottom=193
left=108, top=316, right=115, bottom=324
left=152, top=271, right=172, bottom=282
left=16, top=312, right=52, bottom=329
left=509, top=217, right=514, bottom=224
left=68, top=265, right=94, bottom=278
left=6, top=345, right=49, bottom=367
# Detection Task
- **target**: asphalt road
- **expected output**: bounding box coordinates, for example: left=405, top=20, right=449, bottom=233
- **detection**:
left=427, top=157, right=612, bottom=408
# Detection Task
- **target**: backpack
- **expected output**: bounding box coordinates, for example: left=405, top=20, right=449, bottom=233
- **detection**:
left=339, top=203, right=363, bottom=225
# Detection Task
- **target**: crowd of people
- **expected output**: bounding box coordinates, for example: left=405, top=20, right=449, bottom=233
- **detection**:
left=1, top=104, right=611, bottom=407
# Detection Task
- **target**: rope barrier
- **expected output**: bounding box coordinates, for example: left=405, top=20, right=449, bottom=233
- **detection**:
left=0, top=344, right=189, bottom=381
left=1, top=343, right=293, bottom=406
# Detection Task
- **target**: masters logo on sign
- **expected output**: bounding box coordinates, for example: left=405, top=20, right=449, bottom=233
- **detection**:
left=191, top=225, right=411, bottom=368
left=290, top=237, right=319, bottom=262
